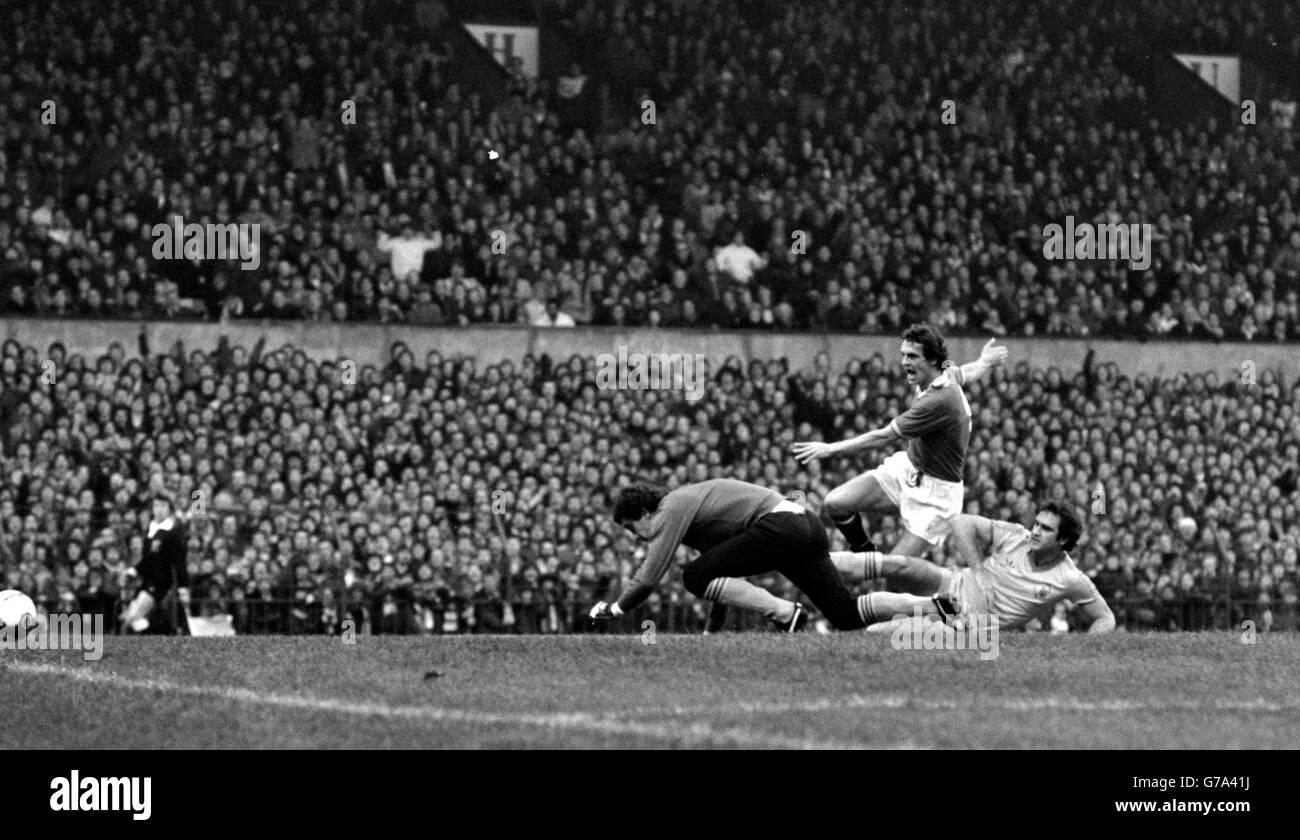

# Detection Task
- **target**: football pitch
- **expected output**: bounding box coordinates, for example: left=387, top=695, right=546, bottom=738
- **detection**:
left=4, top=633, right=1297, bottom=749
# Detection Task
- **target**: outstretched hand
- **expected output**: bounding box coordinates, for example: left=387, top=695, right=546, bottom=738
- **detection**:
left=979, top=338, right=1009, bottom=367
left=792, top=441, right=835, bottom=464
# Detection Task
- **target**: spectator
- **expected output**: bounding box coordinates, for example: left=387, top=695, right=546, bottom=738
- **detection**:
left=532, top=298, right=577, bottom=327
left=377, top=224, right=443, bottom=285
left=714, top=231, right=765, bottom=285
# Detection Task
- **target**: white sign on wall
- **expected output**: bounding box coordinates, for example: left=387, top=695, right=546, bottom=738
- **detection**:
left=465, top=23, right=539, bottom=79
left=1173, top=53, right=1240, bottom=103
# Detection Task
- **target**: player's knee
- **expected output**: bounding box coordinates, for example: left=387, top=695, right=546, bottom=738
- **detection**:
left=822, top=486, right=856, bottom=519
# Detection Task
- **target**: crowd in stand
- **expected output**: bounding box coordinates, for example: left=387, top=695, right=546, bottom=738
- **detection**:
left=2, top=0, right=1299, bottom=632
left=3, top=0, right=1300, bottom=340
left=1, top=335, right=1296, bottom=634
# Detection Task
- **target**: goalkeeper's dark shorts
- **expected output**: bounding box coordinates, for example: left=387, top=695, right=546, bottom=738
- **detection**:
left=680, top=504, right=867, bottom=630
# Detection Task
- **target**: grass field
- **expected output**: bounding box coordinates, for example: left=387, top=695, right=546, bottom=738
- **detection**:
left=4, top=631, right=1298, bottom=749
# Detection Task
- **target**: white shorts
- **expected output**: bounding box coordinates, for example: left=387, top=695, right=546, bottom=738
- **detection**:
left=873, top=451, right=963, bottom=545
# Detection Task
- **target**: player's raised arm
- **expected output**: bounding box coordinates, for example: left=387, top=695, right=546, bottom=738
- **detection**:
left=791, top=425, right=903, bottom=463
left=947, top=338, right=1008, bottom=385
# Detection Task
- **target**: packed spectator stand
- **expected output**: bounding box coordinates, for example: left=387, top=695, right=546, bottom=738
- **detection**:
left=3, top=0, right=1300, bottom=338
left=2, top=0, right=1299, bottom=634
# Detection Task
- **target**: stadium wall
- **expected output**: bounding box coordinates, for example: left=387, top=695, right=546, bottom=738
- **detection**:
left=1, top=318, right=1292, bottom=385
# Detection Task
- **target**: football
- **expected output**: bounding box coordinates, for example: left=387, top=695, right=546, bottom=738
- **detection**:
left=0, top=589, right=38, bottom=633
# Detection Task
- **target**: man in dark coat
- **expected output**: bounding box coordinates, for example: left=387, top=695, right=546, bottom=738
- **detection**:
left=123, top=495, right=190, bottom=633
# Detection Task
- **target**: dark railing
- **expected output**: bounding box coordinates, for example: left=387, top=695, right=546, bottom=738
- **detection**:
left=1108, top=597, right=1298, bottom=633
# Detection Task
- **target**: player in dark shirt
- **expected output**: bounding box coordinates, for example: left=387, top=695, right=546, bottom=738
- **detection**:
left=589, top=479, right=956, bottom=631
left=794, top=325, right=1006, bottom=578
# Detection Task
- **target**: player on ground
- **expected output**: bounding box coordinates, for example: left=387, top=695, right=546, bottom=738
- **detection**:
left=792, top=324, right=1007, bottom=579
left=588, top=479, right=958, bottom=632
left=836, top=504, right=1116, bottom=633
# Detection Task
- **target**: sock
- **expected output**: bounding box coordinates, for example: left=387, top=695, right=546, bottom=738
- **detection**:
left=704, top=577, right=792, bottom=622
left=832, top=513, right=871, bottom=550
left=830, top=551, right=864, bottom=582
left=857, top=591, right=928, bottom=625
left=831, top=551, right=885, bottom=583
left=857, top=592, right=884, bottom=626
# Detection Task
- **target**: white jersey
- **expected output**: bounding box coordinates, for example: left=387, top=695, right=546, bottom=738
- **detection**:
left=965, top=521, right=1100, bottom=630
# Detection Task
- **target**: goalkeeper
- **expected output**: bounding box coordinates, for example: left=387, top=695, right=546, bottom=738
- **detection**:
left=589, top=479, right=956, bottom=631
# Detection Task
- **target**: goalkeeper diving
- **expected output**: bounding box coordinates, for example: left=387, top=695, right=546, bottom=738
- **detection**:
left=589, top=479, right=959, bottom=631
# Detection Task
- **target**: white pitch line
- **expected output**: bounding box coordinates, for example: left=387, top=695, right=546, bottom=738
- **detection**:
left=6, top=661, right=912, bottom=750
left=629, top=693, right=1300, bottom=718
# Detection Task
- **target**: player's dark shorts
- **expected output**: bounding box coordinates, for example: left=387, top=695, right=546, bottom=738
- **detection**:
left=681, top=504, right=867, bottom=630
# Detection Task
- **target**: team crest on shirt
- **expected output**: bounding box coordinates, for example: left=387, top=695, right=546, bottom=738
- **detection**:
left=151, top=539, right=161, bottom=552
left=1034, top=585, right=1051, bottom=600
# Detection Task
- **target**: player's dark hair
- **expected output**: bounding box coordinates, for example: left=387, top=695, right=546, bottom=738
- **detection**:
left=901, top=323, right=949, bottom=367
left=612, top=483, right=667, bottom=524
left=1038, top=502, right=1082, bottom=551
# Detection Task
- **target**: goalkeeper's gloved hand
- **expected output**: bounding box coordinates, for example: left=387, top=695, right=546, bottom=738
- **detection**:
left=589, top=601, right=624, bottom=620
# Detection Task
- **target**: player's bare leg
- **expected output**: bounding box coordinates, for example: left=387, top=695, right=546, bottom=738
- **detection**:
left=831, top=550, right=948, bottom=595
left=889, top=530, right=934, bottom=560
left=822, top=472, right=895, bottom=552
left=700, top=577, right=797, bottom=624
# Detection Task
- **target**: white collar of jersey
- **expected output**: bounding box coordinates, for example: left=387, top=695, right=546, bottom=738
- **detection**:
left=148, top=517, right=175, bottom=538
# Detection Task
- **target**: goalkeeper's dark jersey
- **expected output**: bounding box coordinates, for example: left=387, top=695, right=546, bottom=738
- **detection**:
left=619, top=479, right=784, bottom=610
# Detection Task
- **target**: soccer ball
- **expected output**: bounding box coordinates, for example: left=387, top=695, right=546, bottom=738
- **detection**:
left=1176, top=517, right=1198, bottom=540
left=0, top=590, right=38, bottom=633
